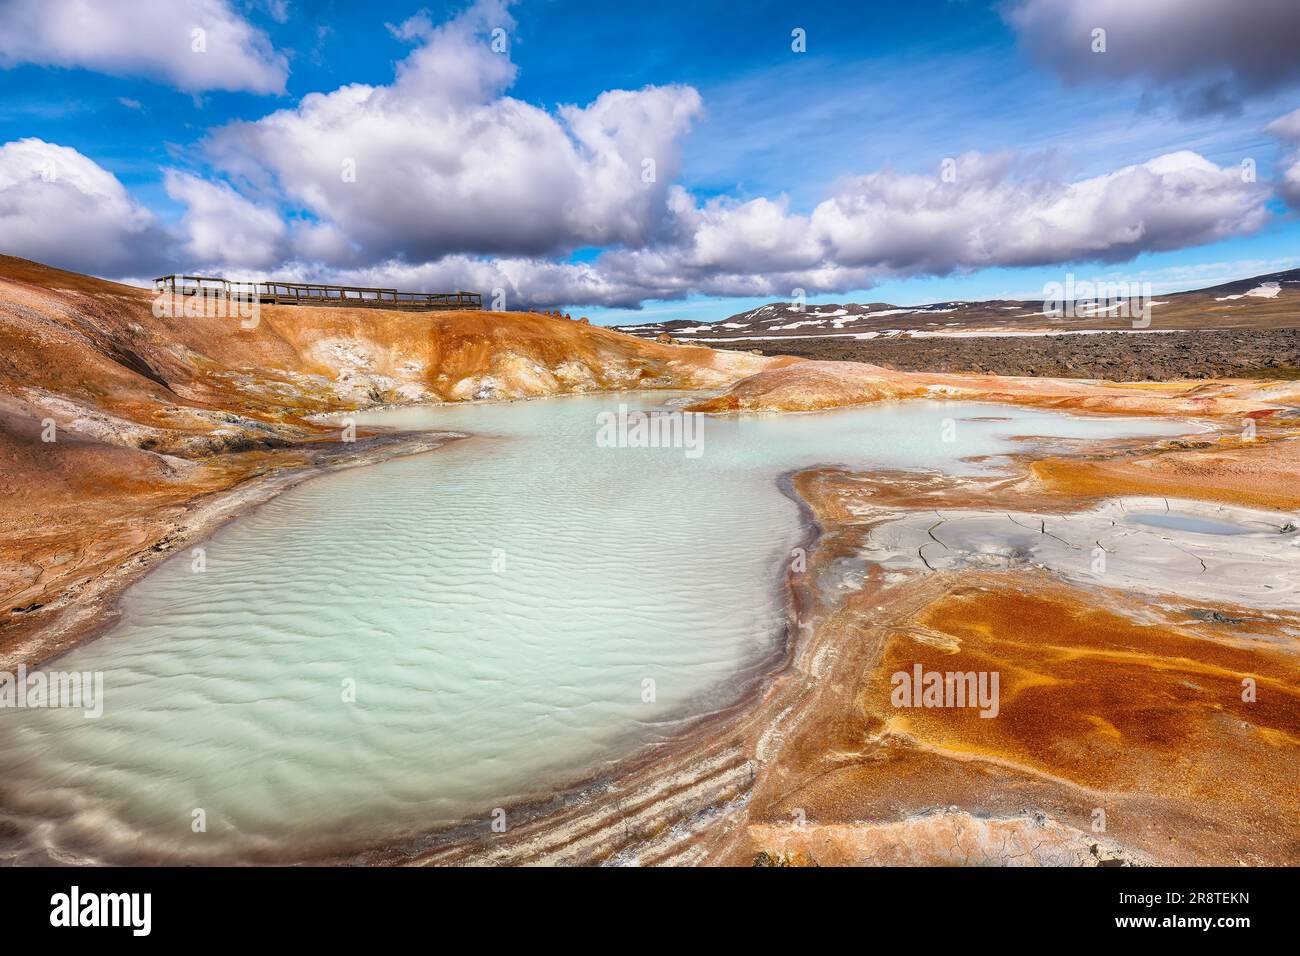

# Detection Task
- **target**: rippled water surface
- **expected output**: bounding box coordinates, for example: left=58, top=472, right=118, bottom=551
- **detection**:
left=0, top=394, right=1194, bottom=862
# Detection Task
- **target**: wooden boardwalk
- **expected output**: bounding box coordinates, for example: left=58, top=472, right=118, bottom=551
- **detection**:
left=153, top=275, right=482, bottom=311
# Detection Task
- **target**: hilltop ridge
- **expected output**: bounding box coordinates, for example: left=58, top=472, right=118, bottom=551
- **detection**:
left=616, top=268, right=1300, bottom=343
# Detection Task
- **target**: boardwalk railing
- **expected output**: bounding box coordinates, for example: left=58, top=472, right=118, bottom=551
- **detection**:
left=153, top=275, right=482, bottom=311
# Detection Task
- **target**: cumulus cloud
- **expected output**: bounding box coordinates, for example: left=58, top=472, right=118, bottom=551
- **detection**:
left=268, top=148, right=1263, bottom=309
left=163, top=170, right=287, bottom=270
left=203, top=0, right=702, bottom=264
left=0, top=0, right=288, bottom=94
left=532, top=149, right=1267, bottom=306
left=1267, top=108, right=1300, bottom=209
left=810, top=150, right=1267, bottom=270
left=0, top=138, right=171, bottom=275
left=1003, top=0, right=1300, bottom=116
left=169, top=146, right=1268, bottom=309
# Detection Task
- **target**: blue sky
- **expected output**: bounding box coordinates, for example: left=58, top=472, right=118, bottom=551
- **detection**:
left=1, top=0, right=1298, bottom=324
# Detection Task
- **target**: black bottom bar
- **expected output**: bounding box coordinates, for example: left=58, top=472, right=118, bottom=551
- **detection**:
left=0, top=865, right=1279, bottom=942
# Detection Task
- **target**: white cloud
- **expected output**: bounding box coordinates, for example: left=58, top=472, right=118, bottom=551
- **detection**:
left=543, top=149, right=1267, bottom=305
left=0, top=0, right=288, bottom=94
left=257, top=0, right=291, bottom=25
left=1268, top=109, right=1300, bottom=144
left=0, top=138, right=169, bottom=275
left=385, top=11, right=435, bottom=43
left=169, top=146, right=1269, bottom=309
left=810, top=150, right=1267, bottom=270
left=203, top=0, right=702, bottom=264
left=277, top=148, right=1265, bottom=308
left=163, top=170, right=286, bottom=271
left=1003, top=0, right=1300, bottom=116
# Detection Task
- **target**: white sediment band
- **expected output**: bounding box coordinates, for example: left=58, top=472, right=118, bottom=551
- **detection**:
left=854, top=496, right=1300, bottom=612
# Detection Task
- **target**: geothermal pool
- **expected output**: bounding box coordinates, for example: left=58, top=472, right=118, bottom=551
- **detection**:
left=0, top=394, right=1195, bottom=863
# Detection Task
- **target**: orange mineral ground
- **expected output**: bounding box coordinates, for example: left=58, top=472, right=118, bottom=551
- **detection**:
left=2, top=256, right=1298, bottom=866
left=672, top=363, right=1300, bottom=867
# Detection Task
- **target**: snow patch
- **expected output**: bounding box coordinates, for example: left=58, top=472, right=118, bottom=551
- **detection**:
left=1216, top=282, right=1282, bottom=301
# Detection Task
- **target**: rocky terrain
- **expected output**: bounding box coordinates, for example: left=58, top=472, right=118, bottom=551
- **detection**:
left=739, top=327, right=1300, bottom=381
left=615, top=269, right=1300, bottom=382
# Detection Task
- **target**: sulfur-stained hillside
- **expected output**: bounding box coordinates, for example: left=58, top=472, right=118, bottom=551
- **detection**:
left=0, top=255, right=783, bottom=452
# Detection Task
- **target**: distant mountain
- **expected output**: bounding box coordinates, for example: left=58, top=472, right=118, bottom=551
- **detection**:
left=614, top=269, right=1300, bottom=343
